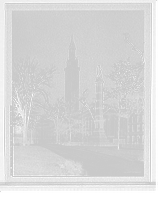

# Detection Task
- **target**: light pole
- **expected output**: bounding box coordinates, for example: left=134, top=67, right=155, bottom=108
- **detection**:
left=30, top=121, right=33, bottom=144
left=30, top=120, right=35, bottom=144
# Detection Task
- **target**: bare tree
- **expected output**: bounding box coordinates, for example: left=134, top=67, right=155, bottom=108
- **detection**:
left=42, top=92, right=66, bottom=144
left=65, top=101, right=79, bottom=142
left=76, top=89, right=95, bottom=122
left=108, top=60, right=142, bottom=149
left=78, top=89, right=121, bottom=124
left=124, top=33, right=144, bottom=72
left=12, top=58, right=57, bottom=145
left=13, top=106, right=23, bottom=138
left=76, top=110, right=93, bottom=144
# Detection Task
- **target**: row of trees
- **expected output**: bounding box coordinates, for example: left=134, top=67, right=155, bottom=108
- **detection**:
left=12, top=59, right=87, bottom=145
left=104, top=34, right=144, bottom=148
left=12, top=34, right=144, bottom=146
left=43, top=96, right=97, bottom=145
left=12, top=58, right=57, bottom=145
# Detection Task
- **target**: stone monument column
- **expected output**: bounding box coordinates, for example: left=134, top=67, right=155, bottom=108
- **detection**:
left=90, top=66, right=108, bottom=146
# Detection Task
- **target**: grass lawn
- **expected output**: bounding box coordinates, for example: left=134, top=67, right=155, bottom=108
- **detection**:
left=13, top=145, right=84, bottom=176
left=73, top=146, right=144, bottom=162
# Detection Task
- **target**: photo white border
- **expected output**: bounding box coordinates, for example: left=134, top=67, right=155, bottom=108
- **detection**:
left=5, top=3, right=152, bottom=185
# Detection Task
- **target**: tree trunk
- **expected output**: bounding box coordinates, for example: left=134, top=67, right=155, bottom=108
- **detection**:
left=117, top=94, right=121, bottom=150
left=82, top=132, right=84, bottom=144
left=81, top=120, right=84, bottom=144
left=117, top=115, right=120, bottom=150
left=22, top=124, right=28, bottom=146
left=69, top=131, right=72, bottom=142
left=127, top=118, right=129, bottom=145
left=56, top=130, right=58, bottom=144
left=68, top=120, right=72, bottom=143
left=55, top=127, right=58, bottom=144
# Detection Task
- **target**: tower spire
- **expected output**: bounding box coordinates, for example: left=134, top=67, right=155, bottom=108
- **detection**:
left=70, top=35, right=75, bottom=49
left=65, top=36, right=80, bottom=112
left=69, top=35, right=76, bottom=59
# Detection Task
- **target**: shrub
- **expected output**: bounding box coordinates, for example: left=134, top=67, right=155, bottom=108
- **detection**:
left=13, top=146, right=87, bottom=176
left=59, top=159, right=87, bottom=176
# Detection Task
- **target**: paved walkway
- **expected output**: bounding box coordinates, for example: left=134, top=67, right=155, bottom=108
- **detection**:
left=36, top=144, right=144, bottom=176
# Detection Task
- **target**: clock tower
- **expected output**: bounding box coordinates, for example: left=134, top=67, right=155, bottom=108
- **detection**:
left=65, top=36, right=80, bottom=115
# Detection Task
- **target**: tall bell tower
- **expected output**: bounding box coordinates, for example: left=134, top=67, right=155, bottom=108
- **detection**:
left=65, top=36, right=80, bottom=112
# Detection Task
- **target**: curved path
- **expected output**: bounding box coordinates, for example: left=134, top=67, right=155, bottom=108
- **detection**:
left=37, top=144, right=144, bottom=176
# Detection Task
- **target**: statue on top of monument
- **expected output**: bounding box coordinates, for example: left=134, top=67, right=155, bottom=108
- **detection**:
left=97, top=65, right=101, bottom=77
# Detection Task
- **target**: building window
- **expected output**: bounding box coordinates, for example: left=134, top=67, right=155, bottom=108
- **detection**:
left=142, top=135, right=144, bottom=143
left=87, top=118, right=89, bottom=129
left=100, top=121, right=104, bottom=128
left=85, top=121, right=88, bottom=128
left=129, top=116, right=132, bottom=123
left=127, top=135, right=130, bottom=143
left=132, top=115, right=136, bottom=123
left=103, top=120, right=106, bottom=129
left=95, top=122, right=99, bottom=129
left=137, top=115, right=139, bottom=123
left=137, top=135, right=140, bottom=144
left=128, top=125, right=132, bottom=133
left=142, top=124, right=144, bottom=132
left=132, top=135, right=135, bottom=143
left=132, top=125, right=136, bottom=132
left=91, top=120, right=93, bottom=130
left=137, top=124, right=140, bottom=132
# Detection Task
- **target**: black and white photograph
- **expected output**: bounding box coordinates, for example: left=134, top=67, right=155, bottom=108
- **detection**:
left=0, top=1, right=156, bottom=191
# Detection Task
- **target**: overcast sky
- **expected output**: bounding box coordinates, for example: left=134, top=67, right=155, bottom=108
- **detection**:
left=12, top=10, right=144, bottom=102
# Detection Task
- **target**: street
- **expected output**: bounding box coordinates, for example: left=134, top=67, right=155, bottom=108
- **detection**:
left=36, top=144, right=144, bottom=176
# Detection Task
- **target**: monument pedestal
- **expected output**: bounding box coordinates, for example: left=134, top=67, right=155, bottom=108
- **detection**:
left=88, top=66, right=109, bottom=146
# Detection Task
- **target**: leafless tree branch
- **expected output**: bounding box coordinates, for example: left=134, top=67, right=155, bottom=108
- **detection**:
left=125, top=34, right=144, bottom=66
left=76, top=89, right=95, bottom=122
left=12, top=59, right=56, bottom=144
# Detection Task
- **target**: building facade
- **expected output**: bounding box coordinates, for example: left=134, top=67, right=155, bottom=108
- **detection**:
left=126, top=86, right=144, bottom=145
left=75, top=110, right=127, bottom=145
left=126, top=110, right=144, bottom=145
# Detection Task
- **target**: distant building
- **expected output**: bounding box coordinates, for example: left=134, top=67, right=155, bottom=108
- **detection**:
left=70, top=110, right=127, bottom=144
left=126, top=109, right=144, bottom=145
left=126, top=86, right=144, bottom=144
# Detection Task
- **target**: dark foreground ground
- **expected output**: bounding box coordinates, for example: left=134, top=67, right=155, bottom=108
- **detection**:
left=39, top=144, right=144, bottom=177
left=73, top=146, right=144, bottom=162
left=13, top=146, right=84, bottom=176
